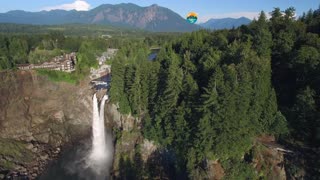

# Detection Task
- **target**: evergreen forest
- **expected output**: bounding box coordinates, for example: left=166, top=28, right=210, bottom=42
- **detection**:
left=110, top=7, right=320, bottom=179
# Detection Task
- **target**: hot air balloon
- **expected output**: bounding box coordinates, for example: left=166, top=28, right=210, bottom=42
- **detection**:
left=186, top=12, right=198, bottom=24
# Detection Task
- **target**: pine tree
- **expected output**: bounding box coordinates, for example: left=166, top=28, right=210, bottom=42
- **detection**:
left=250, top=11, right=273, bottom=58
left=109, top=52, right=130, bottom=114
left=147, top=61, right=160, bottom=116
left=154, top=50, right=183, bottom=145
left=0, top=36, right=11, bottom=69
left=292, top=87, right=317, bottom=142
left=9, top=37, right=28, bottom=64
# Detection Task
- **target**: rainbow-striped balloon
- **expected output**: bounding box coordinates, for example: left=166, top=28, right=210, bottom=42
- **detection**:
left=186, top=12, right=198, bottom=24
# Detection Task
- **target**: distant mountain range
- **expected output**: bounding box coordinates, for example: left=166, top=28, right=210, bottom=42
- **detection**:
left=0, top=3, right=252, bottom=32
left=199, top=17, right=251, bottom=30
left=0, top=3, right=199, bottom=32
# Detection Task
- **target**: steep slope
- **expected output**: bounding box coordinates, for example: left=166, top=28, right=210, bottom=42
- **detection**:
left=200, top=17, right=251, bottom=29
left=0, top=3, right=199, bottom=32
left=0, top=70, right=93, bottom=178
left=89, top=4, right=199, bottom=32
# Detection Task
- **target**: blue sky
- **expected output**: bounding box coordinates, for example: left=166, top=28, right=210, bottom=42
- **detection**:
left=0, top=0, right=319, bottom=22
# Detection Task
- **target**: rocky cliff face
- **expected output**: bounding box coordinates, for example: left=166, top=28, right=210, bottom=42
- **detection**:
left=89, top=4, right=197, bottom=32
left=0, top=70, right=146, bottom=179
left=0, top=70, right=93, bottom=178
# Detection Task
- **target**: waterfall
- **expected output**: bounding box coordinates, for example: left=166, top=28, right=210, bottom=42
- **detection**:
left=99, top=95, right=108, bottom=150
left=40, top=94, right=113, bottom=180
left=88, top=94, right=112, bottom=177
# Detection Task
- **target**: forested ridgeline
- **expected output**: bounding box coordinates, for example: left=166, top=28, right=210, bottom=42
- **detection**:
left=110, top=7, right=320, bottom=178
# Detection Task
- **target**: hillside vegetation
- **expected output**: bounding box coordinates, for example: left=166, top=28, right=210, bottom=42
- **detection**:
left=110, top=7, right=320, bottom=179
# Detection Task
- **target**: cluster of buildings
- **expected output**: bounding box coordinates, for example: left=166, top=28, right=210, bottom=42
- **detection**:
left=97, top=48, right=118, bottom=65
left=90, top=48, right=118, bottom=79
left=90, top=64, right=111, bottom=80
left=18, top=52, right=77, bottom=72
left=17, top=47, right=118, bottom=89
left=90, top=48, right=118, bottom=89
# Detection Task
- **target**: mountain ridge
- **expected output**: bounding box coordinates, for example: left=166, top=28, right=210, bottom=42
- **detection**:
left=200, top=17, right=251, bottom=29
left=0, top=3, right=200, bottom=32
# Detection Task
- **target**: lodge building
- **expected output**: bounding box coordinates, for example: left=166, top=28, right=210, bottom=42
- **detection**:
left=18, top=52, right=77, bottom=72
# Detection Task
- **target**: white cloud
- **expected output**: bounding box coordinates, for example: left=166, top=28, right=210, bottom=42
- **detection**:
left=42, top=0, right=91, bottom=11
left=197, top=11, right=271, bottom=23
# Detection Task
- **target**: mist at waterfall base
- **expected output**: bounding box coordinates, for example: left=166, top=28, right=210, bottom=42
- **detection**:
left=39, top=94, right=113, bottom=180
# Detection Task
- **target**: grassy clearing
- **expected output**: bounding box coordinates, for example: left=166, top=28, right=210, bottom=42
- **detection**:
left=36, top=69, right=78, bottom=84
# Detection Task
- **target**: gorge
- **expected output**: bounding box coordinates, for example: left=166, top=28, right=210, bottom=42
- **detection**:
left=0, top=70, right=160, bottom=179
left=0, top=71, right=116, bottom=179
left=39, top=93, right=113, bottom=180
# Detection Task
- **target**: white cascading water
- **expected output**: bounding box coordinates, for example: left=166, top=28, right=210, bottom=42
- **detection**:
left=88, top=94, right=112, bottom=177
